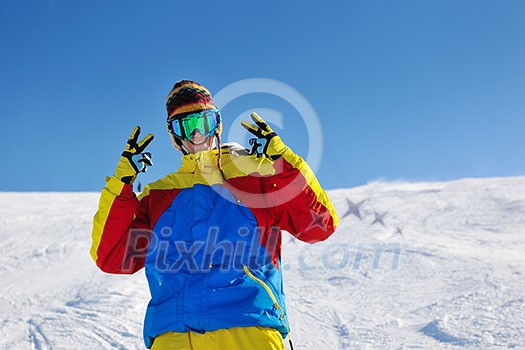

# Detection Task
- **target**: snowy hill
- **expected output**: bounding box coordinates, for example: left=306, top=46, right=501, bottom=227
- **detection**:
left=1, top=177, right=524, bottom=349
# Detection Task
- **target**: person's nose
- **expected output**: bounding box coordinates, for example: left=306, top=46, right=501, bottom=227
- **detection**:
left=191, top=130, right=205, bottom=140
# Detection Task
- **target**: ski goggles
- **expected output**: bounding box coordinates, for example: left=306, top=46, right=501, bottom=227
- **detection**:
left=167, top=109, right=222, bottom=141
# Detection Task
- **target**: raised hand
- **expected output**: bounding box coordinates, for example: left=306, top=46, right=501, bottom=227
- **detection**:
left=241, top=112, right=287, bottom=159
left=115, top=126, right=154, bottom=184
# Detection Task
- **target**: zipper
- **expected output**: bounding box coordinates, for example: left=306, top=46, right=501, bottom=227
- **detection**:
left=244, top=265, right=290, bottom=332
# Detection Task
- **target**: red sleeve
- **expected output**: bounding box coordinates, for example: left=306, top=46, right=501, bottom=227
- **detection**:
left=267, top=153, right=338, bottom=243
left=90, top=176, right=151, bottom=274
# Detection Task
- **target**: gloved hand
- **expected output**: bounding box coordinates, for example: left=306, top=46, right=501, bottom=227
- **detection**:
left=115, top=126, right=154, bottom=184
left=241, top=112, right=288, bottom=160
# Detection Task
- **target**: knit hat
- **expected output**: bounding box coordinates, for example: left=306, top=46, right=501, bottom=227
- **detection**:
left=166, top=80, right=218, bottom=119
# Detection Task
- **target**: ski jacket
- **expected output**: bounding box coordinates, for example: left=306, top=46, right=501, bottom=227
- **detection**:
left=90, top=143, right=338, bottom=348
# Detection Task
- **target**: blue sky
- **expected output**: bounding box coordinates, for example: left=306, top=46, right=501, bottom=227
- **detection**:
left=1, top=0, right=524, bottom=191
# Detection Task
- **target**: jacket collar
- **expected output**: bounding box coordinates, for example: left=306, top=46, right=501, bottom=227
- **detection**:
left=179, top=149, right=220, bottom=175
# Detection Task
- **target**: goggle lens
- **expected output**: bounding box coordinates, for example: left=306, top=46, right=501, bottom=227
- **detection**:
left=168, top=109, right=221, bottom=141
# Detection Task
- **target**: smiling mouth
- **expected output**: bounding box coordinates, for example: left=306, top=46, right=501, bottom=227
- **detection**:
left=190, top=137, right=208, bottom=145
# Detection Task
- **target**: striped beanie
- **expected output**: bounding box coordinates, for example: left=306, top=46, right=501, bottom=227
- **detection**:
left=166, top=80, right=218, bottom=119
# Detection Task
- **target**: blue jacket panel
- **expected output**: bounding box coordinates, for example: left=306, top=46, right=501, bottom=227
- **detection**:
left=143, top=184, right=288, bottom=348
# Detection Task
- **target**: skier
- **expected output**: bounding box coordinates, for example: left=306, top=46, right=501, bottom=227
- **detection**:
left=90, top=80, right=338, bottom=349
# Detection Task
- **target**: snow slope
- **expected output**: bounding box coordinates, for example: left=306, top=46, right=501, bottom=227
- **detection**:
left=1, top=177, right=524, bottom=349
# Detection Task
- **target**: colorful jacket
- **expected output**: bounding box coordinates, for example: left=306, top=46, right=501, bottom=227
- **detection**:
left=90, top=143, right=338, bottom=348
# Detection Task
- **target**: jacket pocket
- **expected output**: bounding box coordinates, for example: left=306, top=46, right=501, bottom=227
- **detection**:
left=244, top=265, right=289, bottom=332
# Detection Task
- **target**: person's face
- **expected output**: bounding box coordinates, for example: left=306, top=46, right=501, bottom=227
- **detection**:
left=180, top=130, right=215, bottom=154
